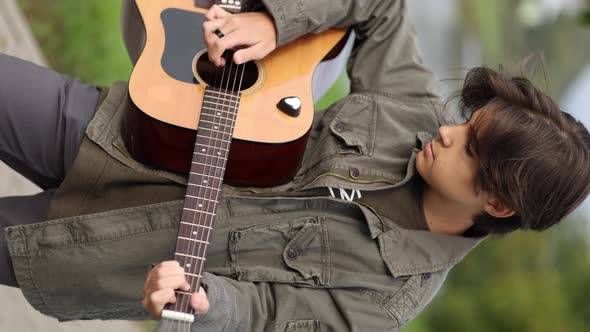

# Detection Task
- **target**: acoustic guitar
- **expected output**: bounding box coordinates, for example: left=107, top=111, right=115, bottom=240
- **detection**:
left=123, top=0, right=348, bottom=329
left=124, top=0, right=349, bottom=186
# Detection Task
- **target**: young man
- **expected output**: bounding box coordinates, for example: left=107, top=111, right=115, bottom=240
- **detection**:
left=138, top=4, right=590, bottom=330
left=0, top=1, right=588, bottom=331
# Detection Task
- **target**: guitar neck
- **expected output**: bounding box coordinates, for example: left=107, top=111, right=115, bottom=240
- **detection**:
left=166, top=87, right=241, bottom=315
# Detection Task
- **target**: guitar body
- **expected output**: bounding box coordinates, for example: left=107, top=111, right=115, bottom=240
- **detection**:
left=124, top=0, right=348, bottom=186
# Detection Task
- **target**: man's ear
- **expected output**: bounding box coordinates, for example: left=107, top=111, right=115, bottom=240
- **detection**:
left=481, top=195, right=515, bottom=218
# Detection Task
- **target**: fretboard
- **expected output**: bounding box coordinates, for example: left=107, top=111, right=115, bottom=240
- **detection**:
left=169, top=87, right=240, bottom=314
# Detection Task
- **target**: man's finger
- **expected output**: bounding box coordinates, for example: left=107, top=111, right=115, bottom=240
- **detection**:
left=190, top=287, right=210, bottom=315
left=202, top=18, right=229, bottom=37
left=153, top=275, right=191, bottom=294
left=208, top=31, right=254, bottom=66
left=146, top=288, right=176, bottom=320
left=144, top=265, right=186, bottom=294
left=233, top=42, right=267, bottom=65
left=205, top=4, right=230, bottom=20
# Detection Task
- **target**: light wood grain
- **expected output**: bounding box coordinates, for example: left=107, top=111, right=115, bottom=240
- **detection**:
left=130, top=0, right=346, bottom=143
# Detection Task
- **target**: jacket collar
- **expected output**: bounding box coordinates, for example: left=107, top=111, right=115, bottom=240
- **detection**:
left=359, top=131, right=485, bottom=277
left=360, top=202, right=484, bottom=277
left=378, top=225, right=484, bottom=277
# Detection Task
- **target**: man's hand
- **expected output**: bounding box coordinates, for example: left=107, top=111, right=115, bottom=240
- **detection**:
left=202, top=5, right=277, bottom=66
left=143, top=260, right=210, bottom=320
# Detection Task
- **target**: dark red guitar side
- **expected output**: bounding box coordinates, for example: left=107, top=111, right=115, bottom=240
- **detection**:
left=123, top=100, right=309, bottom=187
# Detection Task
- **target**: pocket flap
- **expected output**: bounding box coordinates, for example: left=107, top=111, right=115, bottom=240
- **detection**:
left=329, top=95, right=377, bottom=156
left=283, top=217, right=330, bottom=285
left=230, top=216, right=331, bottom=286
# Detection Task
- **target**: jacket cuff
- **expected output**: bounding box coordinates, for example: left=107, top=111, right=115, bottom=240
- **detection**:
left=261, top=0, right=307, bottom=47
left=191, top=272, right=247, bottom=331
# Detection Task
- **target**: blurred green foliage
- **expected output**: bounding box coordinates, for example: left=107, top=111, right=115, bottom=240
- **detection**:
left=582, top=0, right=590, bottom=24
left=409, top=225, right=590, bottom=332
left=19, top=1, right=590, bottom=331
left=20, top=0, right=132, bottom=86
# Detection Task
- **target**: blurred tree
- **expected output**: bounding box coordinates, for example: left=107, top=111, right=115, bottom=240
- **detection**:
left=17, top=1, right=590, bottom=332
left=19, top=0, right=132, bottom=85
left=581, top=0, right=590, bottom=24
left=403, top=1, right=590, bottom=331
left=414, top=223, right=590, bottom=332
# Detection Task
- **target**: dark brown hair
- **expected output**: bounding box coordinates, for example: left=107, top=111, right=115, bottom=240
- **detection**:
left=458, top=67, right=590, bottom=235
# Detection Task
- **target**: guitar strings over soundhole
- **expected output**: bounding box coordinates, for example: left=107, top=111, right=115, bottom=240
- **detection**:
left=193, top=50, right=261, bottom=92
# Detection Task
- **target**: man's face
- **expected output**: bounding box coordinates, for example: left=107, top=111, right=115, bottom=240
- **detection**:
left=416, top=110, right=483, bottom=207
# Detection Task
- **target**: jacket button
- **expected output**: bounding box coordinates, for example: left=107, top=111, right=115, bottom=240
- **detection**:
left=349, top=168, right=360, bottom=179
left=334, top=121, right=345, bottom=132
left=286, top=248, right=298, bottom=260
left=422, top=273, right=432, bottom=281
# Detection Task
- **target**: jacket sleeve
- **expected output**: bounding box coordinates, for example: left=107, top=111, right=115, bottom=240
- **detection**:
left=189, top=272, right=400, bottom=332
left=261, top=0, right=440, bottom=98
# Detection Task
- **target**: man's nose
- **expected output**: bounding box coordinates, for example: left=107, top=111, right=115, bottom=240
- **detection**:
left=438, top=126, right=452, bottom=148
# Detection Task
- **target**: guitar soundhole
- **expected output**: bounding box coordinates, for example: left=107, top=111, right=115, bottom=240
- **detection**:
left=195, top=50, right=259, bottom=91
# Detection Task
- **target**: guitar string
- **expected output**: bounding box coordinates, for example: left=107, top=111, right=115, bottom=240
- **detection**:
left=187, top=48, right=243, bottom=304
left=172, top=48, right=227, bottom=316
left=184, top=49, right=239, bottom=320
left=175, top=51, right=230, bottom=316
left=185, top=49, right=246, bottom=319
left=177, top=48, right=229, bottom=318
left=181, top=50, right=245, bottom=317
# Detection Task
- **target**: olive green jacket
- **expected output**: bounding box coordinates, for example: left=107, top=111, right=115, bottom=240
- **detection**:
left=6, top=0, right=483, bottom=331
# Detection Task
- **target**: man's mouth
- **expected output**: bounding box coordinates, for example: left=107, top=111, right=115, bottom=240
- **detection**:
left=426, top=142, right=435, bottom=160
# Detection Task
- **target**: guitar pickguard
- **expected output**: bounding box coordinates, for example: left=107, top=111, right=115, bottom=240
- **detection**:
left=161, top=8, right=207, bottom=84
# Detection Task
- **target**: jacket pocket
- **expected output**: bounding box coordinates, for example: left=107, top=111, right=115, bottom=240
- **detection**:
left=328, top=94, right=377, bottom=157
left=6, top=200, right=183, bottom=321
left=228, top=216, right=330, bottom=287
left=299, top=95, right=377, bottom=174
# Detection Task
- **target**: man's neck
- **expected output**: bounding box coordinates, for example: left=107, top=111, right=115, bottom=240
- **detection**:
left=422, top=186, right=476, bottom=236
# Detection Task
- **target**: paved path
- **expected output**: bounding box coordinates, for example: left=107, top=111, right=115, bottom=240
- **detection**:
left=0, top=1, right=145, bottom=331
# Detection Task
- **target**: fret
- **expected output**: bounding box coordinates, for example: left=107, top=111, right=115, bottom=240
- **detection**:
left=198, top=121, right=235, bottom=132
left=205, top=91, right=240, bottom=101
left=201, top=103, right=238, bottom=113
left=175, top=252, right=207, bottom=259
left=187, top=183, right=221, bottom=190
left=186, top=189, right=222, bottom=203
left=193, top=146, right=229, bottom=158
left=191, top=156, right=227, bottom=167
left=194, top=141, right=230, bottom=150
left=193, top=129, right=232, bottom=142
left=185, top=195, right=218, bottom=203
left=178, top=236, right=210, bottom=244
left=184, top=195, right=217, bottom=212
left=180, top=222, right=212, bottom=229
left=183, top=207, right=215, bottom=216
left=199, top=113, right=234, bottom=123
left=183, top=195, right=220, bottom=210
left=203, top=97, right=239, bottom=107
left=199, top=108, right=235, bottom=117
left=199, top=119, right=234, bottom=129
left=189, top=172, right=225, bottom=182
left=195, top=135, right=232, bottom=145
left=190, top=161, right=225, bottom=170
left=202, top=100, right=239, bottom=109
left=188, top=172, right=224, bottom=181
left=168, top=87, right=240, bottom=316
